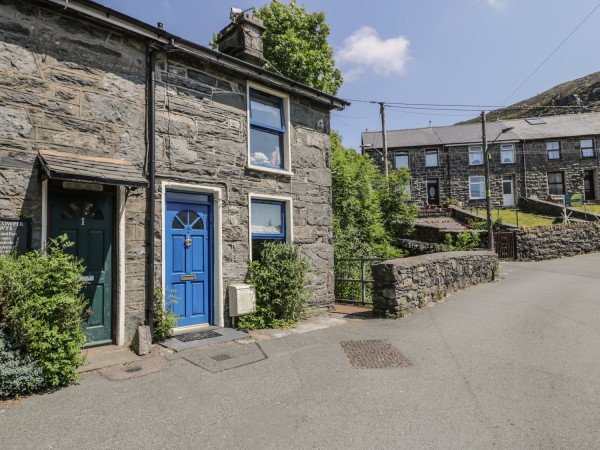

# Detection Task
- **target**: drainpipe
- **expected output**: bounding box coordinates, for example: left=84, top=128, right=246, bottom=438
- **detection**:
left=146, top=47, right=157, bottom=337
left=522, top=140, right=527, bottom=198
left=445, top=145, right=451, bottom=200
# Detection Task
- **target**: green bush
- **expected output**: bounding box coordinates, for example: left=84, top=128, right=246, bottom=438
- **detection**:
left=0, top=236, right=87, bottom=387
left=152, top=289, right=181, bottom=342
left=0, top=323, right=46, bottom=398
left=237, top=242, right=310, bottom=330
left=439, top=231, right=481, bottom=252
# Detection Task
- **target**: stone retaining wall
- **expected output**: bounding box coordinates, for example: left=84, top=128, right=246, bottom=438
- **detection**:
left=371, top=251, right=497, bottom=316
left=518, top=196, right=600, bottom=222
left=515, top=222, right=600, bottom=260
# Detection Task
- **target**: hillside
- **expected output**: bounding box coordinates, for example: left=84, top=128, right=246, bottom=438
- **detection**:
left=458, top=71, right=600, bottom=124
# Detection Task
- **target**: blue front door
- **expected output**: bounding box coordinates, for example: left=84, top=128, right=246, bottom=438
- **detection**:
left=165, top=193, right=212, bottom=327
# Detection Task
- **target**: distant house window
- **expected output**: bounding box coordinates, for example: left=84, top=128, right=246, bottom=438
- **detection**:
left=425, top=149, right=438, bottom=167
left=395, top=151, right=409, bottom=168
left=581, top=139, right=594, bottom=158
left=468, top=146, right=483, bottom=165
left=547, top=172, right=565, bottom=195
left=251, top=198, right=286, bottom=260
left=469, top=176, right=486, bottom=199
left=546, top=141, right=561, bottom=160
left=501, top=144, right=515, bottom=164
left=248, top=86, right=290, bottom=173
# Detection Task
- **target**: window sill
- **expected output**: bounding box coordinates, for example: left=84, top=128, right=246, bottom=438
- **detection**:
left=501, top=162, right=516, bottom=165
left=246, top=164, right=294, bottom=177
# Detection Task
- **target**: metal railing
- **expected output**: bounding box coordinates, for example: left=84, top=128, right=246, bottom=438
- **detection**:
left=334, top=258, right=383, bottom=306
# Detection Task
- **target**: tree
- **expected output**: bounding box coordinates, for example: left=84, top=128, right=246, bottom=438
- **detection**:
left=254, top=1, right=342, bottom=95
left=377, top=164, right=418, bottom=239
left=212, top=1, right=343, bottom=95
left=331, top=131, right=403, bottom=259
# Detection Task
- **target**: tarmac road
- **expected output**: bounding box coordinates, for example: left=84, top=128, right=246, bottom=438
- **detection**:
left=2, top=253, right=600, bottom=449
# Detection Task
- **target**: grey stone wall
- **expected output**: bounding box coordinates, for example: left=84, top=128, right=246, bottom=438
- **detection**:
left=152, top=53, right=335, bottom=320
left=370, top=137, right=600, bottom=209
left=0, top=0, right=149, bottom=336
left=0, top=0, right=336, bottom=341
left=518, top=196, right=600, bottom=222
left=515, top=222, right=600, bottom=261
left=371, top=251, right=497, bottom=316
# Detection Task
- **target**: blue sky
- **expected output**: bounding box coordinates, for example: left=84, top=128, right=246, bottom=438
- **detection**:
left=98, top=0, right=600, bottom=150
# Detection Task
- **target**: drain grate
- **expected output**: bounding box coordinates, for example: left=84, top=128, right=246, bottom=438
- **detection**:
left=124, top=366, right=143, bottom=373
left=340, top=340, right=413, bottom=369
left=211, top=354, right=232, bottom=362
left=175, top=330, right=221, bottom=342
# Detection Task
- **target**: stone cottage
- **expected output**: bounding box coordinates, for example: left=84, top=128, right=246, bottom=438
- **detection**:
left=362, top=113, right=600, bottom=208
left=0, top=0, right=348, bottom=346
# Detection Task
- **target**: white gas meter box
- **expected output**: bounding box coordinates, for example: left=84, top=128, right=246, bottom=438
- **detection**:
left=228, top=283, right=256, bottom=316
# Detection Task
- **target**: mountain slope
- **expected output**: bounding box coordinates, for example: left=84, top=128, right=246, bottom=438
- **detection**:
left=458, top=71, right=600, bottom=124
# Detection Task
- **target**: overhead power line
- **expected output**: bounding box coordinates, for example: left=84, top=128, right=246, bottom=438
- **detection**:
left=501, top=1, right=600, bottom=105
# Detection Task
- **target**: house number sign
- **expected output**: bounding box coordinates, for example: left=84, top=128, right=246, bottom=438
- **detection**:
left=0, top=218, right=31, bottom=257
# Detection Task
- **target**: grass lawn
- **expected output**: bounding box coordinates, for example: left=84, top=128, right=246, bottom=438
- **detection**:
left=469, top=209, right=556, bottom=227
left=573, top=204, right=600, bottom=214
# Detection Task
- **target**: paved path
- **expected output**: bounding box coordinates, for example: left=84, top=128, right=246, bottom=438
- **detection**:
left=3, top=254, right=600, bottom=449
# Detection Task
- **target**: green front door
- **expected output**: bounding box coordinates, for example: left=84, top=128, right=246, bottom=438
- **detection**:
left=49, top=192, right=114, bottom=347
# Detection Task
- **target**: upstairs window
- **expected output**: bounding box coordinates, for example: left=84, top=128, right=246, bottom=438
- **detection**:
left=581, top=139, right=594, bottom=158
left=425, top=149, right=438, bottom=167
left=248, top=87, right=289, bottom=173
left=468, top=146, right=483, bottom=165
left=501, top=144, right=515, bottom=164
left=395, top=151, right=409, bottom=169
left=546, top=141, right=561, bottom=160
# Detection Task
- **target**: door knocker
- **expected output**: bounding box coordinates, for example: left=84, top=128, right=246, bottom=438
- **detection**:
left=185, top=236, right=192, bottom=248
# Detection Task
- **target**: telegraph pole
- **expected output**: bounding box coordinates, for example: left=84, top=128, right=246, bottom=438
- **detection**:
left=481, top=111, right=493, bottom=251
left=380, top=102, right=389, bottom=182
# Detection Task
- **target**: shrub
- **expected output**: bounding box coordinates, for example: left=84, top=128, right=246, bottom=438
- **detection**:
left=237, top=242, right=310, bottom=330
left=439, top=231, right=481, bottom=252
left=152, top=289, right=181, bottom=342
left=0, top=323, right=46, bottom=398
left=0, top=236, right=87, bottom=387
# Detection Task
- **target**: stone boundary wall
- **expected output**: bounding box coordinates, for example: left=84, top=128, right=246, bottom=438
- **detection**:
left=397, top=238, right=440, bottom=256
left=371, top=251, right=497, bottom=316
left=515, top=222, right=600, bottom=261
left=518, top=196, right=600, bottom=222
left=451, top=206, right=518, bottom=229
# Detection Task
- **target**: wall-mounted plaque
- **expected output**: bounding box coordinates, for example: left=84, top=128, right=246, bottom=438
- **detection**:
left=0, top=218, right=32, bottom=257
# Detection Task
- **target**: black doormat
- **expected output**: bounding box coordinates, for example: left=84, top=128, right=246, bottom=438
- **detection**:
left=175, top=330, right=221, bottom=342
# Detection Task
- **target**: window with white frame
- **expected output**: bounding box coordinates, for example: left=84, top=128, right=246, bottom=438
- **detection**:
left=251, top=198, right=287, bottom=260
left=248, top=86, right=289, bottom=172
left=468, top=146, right=483, bottom=165
left=469, top=176, right=485, bottom=199
left=581, top=139, right=594, bottom=158
left=546, top=141, right=561, bottom=160
left=501, top=144, right=515, bottom=164
left=395, top=151, right=409, bottom=169
left=425, top=149, right=438, bottom=167
left=547, top=172, right=565, bottom=195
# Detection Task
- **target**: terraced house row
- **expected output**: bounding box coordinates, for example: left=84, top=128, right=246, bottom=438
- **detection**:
left=0, top=0, right=347, bottom=346
left=362, top=113, right=600, bottom=208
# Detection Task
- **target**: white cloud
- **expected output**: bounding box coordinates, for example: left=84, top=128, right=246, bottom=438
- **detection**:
left=336, top=26, right=411, bottom=81
left=486, top=0, right=506, bottom=10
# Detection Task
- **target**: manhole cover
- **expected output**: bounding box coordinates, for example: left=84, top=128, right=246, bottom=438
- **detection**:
left=175, top=330, right=221, bottom=342
left=340, top=340, right=413, bottom=369
left=211, top=354, right=232, bottom=362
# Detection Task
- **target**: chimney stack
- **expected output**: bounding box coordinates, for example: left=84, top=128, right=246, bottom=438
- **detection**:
left=216, top=8, right=267, bottom=68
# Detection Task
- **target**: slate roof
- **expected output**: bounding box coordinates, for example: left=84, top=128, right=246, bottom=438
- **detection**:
left=38, top=150, right=149, bottom=188
left=362, top=112, right=600, bottom=149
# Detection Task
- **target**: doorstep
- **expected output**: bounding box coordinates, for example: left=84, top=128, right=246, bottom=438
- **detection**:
left=159, top=326, right=249, bottom=352
left=77, top=345, right=141, bottom=373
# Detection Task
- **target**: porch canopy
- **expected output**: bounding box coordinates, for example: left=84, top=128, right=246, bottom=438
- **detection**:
left=38, top=149, right=149, bottom=188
